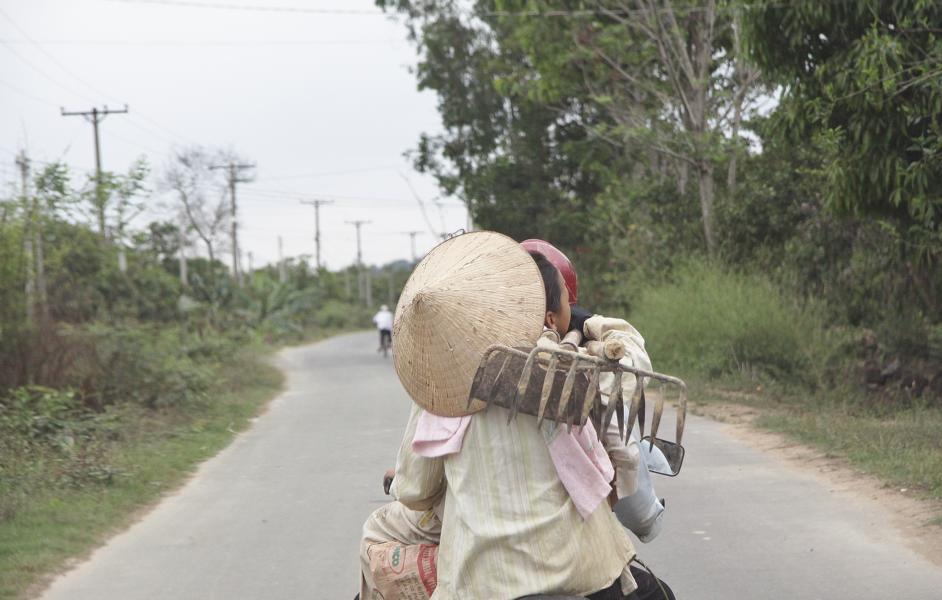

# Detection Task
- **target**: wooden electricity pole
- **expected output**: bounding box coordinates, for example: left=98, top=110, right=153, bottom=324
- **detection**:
left=17, top=151, right=35, bottom=324
left=346, top=219, right=371, bottom=304
left=209, top=161, right=254, bottom=285
left=300, top=199, right=333, bottom=270
left=278, top=235, right=287, bottom=283
left=401, top=230, right=422, bottom=262
left=60, top=105, right=128, bottom=238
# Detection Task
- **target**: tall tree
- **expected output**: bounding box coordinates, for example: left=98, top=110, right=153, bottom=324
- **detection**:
left=380, top=1, right=762, bottom=255
left=377, top=0, right=618, bottom=252
left=161, top=148, right=230, bottom=296
left=744, top=0, right=942, bottom=313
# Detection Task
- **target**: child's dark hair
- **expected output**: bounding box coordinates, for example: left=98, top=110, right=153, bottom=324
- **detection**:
left=528, top=250, right=562, bottom=313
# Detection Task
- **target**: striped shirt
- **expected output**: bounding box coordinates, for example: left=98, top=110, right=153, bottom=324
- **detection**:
left=393, top=402, right=637, bottom=599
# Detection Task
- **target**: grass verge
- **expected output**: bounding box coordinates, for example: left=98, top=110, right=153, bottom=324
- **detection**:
left=0, top=345, right=284, bottom=600
left=629, top=260, right=942, bottom=520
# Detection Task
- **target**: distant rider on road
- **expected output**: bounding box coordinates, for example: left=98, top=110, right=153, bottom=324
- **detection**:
left=372, top=304, right=393, bottom=353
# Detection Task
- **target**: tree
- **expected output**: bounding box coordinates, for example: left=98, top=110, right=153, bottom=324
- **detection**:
left=377, top=0, right=616, bottom=253
left=379, top=1, right=762, bottom=256
left=743, top=0, right=942, bottom=314
left=522, top=0, right=762, bottom=253
left=161, top=148, right=230, bottom=297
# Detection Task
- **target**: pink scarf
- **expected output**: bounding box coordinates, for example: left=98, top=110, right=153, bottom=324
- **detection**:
left=412, top=411, right=613, bottom=519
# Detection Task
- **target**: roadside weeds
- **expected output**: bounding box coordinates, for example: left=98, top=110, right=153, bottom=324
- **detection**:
left=0, top=346, right=284, bottom=600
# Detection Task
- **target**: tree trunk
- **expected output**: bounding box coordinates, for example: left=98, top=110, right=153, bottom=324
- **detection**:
left=698, top=160, right=716, bottom=254
left=727, top=96, right=743, bottom=197
left=727, top=12, right=747, bottom=198
left=677, top=160, right=689, bottom=195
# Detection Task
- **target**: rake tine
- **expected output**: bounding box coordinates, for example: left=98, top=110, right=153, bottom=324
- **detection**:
left=469, top=346, right=499, bottom=410
left=468, top=362, right=490, bottom=410
left=650, top=384, right=665, bottom=444
left=676, top=383, right=688, bottom=446
left=616, top=386, right=626, bottom=442
left=626, top=376, right=643, bottom=439
left=509, top=349, right=539, bottom=423
left=581, top=366, right=601, bottom=425
left=493, top=354, right=511, bottom=387
left=637, top=384, right=646, bottom=441
left=607, top=367, right=626, bottom=443
left=557, top=358, right=579, bottom=429
left=602, top=371, right=622, bottom=437
left=536, top=354, right=559, bottom=426
left=482, top=353, right=511, bottom=402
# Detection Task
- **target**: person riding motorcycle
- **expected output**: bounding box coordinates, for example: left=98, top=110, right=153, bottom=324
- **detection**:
left=359, top=235, right=672, bottom=599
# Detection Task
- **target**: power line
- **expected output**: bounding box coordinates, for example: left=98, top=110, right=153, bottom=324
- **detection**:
left=255, top=165, right=400, bottom=181
left=240, top=184, right=464, bottom=206
left=0, top=7, right=189, bottom=148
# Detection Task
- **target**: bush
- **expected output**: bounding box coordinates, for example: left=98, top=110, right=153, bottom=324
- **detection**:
left=315, top=299, right=372, bottom=330
left=630, top=259, right=838, bottom=383
left=0, top=386, right=80, bottom=440
left=0, top=386, right=120, bottom=519
left=65, top=323, right=212, bottom=409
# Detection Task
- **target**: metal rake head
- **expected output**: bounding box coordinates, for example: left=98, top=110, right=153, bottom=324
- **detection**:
left=468, top=343, right=687, bottom=445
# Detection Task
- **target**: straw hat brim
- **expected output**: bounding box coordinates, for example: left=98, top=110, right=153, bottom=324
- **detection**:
left=393, top=231, right=546, bottom=417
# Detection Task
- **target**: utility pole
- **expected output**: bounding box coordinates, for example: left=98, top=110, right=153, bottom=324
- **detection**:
left=17, top=151, right=35, bottom=324
left=60, top=104, right=128, bottom=238
left=278, top=235, right=287, bottom=283
left=210, top=161, right=255, bottom=285
left=402, top=230, right=422, bottom=262
left=177, top=223, right=188, bottom=287
left=346, top=219, right=370, bottom=304
left=346, top=220, right=370, bottom=266
left=300, top=199, right=333, bottom=270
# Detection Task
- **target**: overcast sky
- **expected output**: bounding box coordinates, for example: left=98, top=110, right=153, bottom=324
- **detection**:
left=0, top=0, right=468, bottom=270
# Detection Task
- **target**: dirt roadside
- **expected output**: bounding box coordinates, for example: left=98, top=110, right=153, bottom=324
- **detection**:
left=691, top=399, right=942, bottom=568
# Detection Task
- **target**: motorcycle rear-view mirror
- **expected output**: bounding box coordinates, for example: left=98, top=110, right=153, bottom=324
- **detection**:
left=641, top=436, right=685, bottom=476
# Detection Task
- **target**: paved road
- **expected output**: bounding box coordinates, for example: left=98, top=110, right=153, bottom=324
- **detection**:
left=41, top=332, right=942, bottom=599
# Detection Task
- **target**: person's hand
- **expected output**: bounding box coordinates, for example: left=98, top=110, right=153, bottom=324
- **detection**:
left=383, top=468, right=395, bottom=495
left=569, top=304, right=593, bottom=336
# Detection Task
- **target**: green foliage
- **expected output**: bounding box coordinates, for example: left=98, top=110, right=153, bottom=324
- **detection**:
left=0, top=386, right=81, bottom=440
left=631, top=260, right=837, bottom=383
left=315, top=299, right=372, bottom=330
left=378, top=0, right=615, bottom=250
left=744, top=0, right=942, bottom=252
left=66, top=324, right=213, bottom=410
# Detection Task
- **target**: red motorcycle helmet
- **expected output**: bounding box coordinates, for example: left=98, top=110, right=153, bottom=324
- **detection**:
left=520, top=239, right=578, bottom=305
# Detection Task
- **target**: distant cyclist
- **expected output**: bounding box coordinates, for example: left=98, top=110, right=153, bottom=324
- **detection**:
left=372, top=304, right=393, bottom=354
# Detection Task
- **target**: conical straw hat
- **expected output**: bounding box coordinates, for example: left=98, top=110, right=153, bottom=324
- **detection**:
left=393, top=231, right=545, bottom=417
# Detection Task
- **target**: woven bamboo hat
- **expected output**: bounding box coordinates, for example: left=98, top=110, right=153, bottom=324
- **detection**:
left=393, top=231, right=546, bottom=417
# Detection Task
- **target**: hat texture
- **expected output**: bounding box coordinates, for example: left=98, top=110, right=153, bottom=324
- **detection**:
left=393, top=231, right=545, bottom=417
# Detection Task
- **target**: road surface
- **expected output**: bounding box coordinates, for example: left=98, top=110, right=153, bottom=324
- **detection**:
left=41, top=332, right=942, bottom=599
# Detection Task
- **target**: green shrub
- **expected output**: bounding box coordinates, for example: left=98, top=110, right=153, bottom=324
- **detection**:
left=0, top=386, right=80, bottom=440
left=631, top=259, right=838, bottom=383
left=315, top=299, right=371, bottom=330
left=65, top=323, right=212, bottom=409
